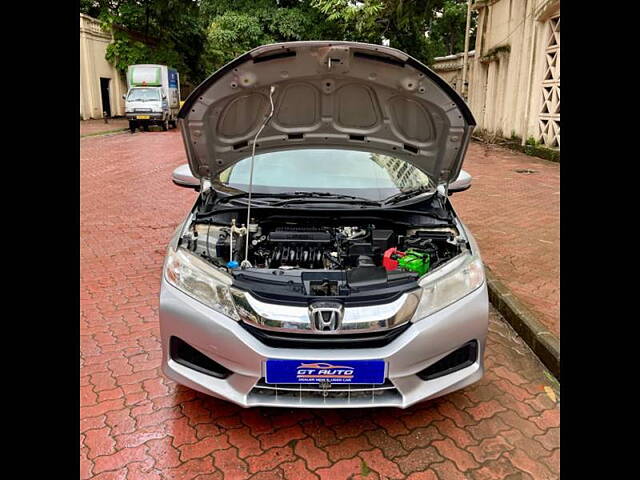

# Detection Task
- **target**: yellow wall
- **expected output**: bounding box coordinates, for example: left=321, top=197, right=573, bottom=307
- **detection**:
left=80, top=14, right=127, bottom=119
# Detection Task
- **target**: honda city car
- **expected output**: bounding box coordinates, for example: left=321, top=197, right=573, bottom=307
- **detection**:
left=160, top=41, right=488, bottom=408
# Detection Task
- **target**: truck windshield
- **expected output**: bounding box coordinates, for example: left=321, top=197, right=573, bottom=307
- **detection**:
left=217, top=149, right=434, bottom=202
left=127, top=88, right=160, bottom=102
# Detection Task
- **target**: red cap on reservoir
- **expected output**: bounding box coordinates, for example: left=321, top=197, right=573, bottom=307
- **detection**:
left=383, top=247, right=404, bottom=271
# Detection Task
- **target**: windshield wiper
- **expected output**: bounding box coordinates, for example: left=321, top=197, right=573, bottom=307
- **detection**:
left=216, top=191, right=380, bottom=207
left=215, top=192, right=297, bottom=204
left=271, top=198, right=381, bottom=207
left=381, top=186, right=434, bottom=206
left=273, top=192, right=380, bottom=205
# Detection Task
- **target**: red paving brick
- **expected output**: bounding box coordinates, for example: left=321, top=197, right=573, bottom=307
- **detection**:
left=81, top=130, right=560, bottom=479
left=451, top=142, right=560, bottom=337
left=80, top=118, right=129, bottom=136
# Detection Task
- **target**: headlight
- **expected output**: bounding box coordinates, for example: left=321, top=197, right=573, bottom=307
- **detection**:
left=164, top=247, right=240, bottom=320
left=412, top=252, right=485, bottom=321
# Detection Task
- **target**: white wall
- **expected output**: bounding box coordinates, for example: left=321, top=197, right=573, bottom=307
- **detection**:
left=431, top=51, right=476, bottom=96
left=465, top=0, right=560, bottom=147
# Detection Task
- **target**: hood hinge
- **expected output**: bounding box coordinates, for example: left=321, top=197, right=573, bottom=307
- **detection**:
left=200, top=178, right=212, bottom=194
left=437, top=175, right=450, bottom=199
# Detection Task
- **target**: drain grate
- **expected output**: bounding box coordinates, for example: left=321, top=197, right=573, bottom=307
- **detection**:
left=514, top=168, right=538, bottom=174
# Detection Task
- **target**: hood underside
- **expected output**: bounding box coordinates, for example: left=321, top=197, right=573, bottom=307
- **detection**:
left=178, top=41, right=475, bottom=185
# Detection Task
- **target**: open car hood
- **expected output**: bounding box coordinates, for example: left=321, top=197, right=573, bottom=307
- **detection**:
left=178, top=41, right=475, bottom=185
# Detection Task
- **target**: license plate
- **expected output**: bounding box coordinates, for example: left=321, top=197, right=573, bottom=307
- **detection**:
left=136, top=115, right=150, bottom=119
left=265, top=359, right=385, bottom=384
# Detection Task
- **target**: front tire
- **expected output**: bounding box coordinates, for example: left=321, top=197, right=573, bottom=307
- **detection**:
left=143, top=123, right=149, bottom=132
left=162, top=119, right=169, bottom=131
left=129, top=120, right=136, bottom=133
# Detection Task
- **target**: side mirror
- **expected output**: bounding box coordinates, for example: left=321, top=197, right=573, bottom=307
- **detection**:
left=448, top=169, right=472, bottom=194
left=122, top=94, right=126, bottom=100
left=162, top=94, right=167, bottom=100
left=172, top=164, right=200, bottom=191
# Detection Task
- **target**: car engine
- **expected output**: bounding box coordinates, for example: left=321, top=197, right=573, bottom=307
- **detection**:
left=179, top=220, right=463, bottom=278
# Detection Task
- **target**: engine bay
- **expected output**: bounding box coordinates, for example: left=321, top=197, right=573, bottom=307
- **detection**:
left=177, top=207, right=468, bottom=299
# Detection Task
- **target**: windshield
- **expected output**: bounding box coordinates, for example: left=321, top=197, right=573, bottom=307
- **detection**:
left=127, top=88, right=161, bottom=102
left=217, top=149, right=434, bottom=202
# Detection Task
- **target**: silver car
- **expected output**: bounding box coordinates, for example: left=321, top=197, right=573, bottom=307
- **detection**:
left=160, top=41, right=488, bottom=408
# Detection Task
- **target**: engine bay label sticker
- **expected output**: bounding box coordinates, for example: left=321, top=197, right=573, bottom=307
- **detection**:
left=265, top=359, right=385, bottom=384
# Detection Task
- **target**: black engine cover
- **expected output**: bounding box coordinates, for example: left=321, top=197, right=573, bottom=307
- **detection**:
left=267, top=230, right=331, bottom=243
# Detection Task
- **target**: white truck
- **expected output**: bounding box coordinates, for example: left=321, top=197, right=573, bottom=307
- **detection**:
left=124, top=64, right=181, bottom=132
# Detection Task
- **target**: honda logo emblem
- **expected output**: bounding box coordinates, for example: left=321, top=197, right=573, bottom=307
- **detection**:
left=309, top=302, right=344, bottom=333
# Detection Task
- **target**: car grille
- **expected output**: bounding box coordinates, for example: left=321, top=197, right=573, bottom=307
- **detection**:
left=134, top=108, right=152, bottom=112
left=240, top=322, right=411, bottom=349
left=248, top=378, right=402, bottom=406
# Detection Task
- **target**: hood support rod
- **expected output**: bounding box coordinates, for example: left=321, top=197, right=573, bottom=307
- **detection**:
left=241, top=85, right=276, bottom=269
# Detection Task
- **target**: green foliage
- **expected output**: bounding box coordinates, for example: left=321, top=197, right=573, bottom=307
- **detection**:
left=83, top=0, right=477, bottom=85
left=525, top=136, right=540, bottom=147
left=427, top=0, right=477, bottom=57
left=311, top=0, right=385, bottom=43
left=311, top=0, right=476, bottom=65
left=200, top=0, right=343, bottom=72
left=204, top=12, right=274, bottom=70
left=311, top=0, right=444, bottom=63
left=105, top=31, right=184, bottom=74
left=523, top=143, right=560, bottom=162
left=104, top=34, right=147, bottom=72
left=89, top=0, right=207, bottom=85
left=79, top=0, right=101, bottom=18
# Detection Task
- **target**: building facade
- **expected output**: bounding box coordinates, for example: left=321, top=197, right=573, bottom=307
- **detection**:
left=80, top=13, right=127, bottom=120
left=432, top=0, right=559, bottom=149
left=431, top=51, right=475, bottom=96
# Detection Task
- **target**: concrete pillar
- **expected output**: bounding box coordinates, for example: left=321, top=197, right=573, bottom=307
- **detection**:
left=80, top=27, right=94, bottom=120
left=484, top=60, right=498, bottom=131
left=496, top=54, right=510, bottom=136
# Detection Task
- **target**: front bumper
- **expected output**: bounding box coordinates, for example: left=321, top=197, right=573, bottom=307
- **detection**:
left=126, top=113, right=164, bottom=121
left=159, top=280, right=488, bottom=408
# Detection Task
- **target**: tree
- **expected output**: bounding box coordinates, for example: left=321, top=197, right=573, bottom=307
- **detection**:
left=311, top=0, right=448, bottom=65
left=200, top=0, right=343, bottom=72
left=84, top=0, right=207, bottom=86
left=427, top=0, right=477, bottom=57
left=311, top=0, right=476, bottom=65
left=80, top=0, right=476, bottom=87
left=80, top=0, right=102, bottom=18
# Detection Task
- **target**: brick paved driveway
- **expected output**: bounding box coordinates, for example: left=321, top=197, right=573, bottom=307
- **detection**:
left=81, top=130, right=560, bottom=479
left=81, top=118, right=129, bottom=136
left=451, top=144, right=559, bottom=338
